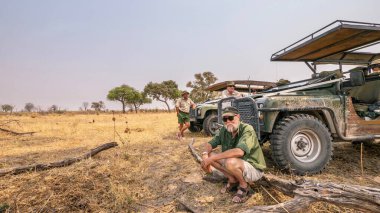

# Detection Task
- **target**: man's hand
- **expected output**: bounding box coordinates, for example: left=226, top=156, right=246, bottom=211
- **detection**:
left=201, top=156, right=213, bottom=173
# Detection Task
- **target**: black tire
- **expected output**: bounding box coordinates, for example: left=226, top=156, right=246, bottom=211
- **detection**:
left=203, top=114, right=219, bottom=136
left=189, top=122, right=202, bottom=133
left=270, top=114, right=332, bottom=175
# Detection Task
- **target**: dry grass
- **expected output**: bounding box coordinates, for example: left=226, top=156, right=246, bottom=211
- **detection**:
left=0, top=112, right=379, bottom=212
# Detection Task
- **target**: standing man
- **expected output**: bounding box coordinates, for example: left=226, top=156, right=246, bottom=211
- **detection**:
left=222, top=81, right=243, bottom=98
left=201, top=107, right=266, bottom=203
left=175, top=91, right=196, bottom=141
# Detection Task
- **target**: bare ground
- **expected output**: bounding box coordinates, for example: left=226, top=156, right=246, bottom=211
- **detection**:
left=0, top=113, right=379, bottom=212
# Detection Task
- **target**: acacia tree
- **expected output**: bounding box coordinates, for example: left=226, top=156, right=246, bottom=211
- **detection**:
left=1, top=104, right=14, bottom=113
left=24, top=103, right=35, bottom=112
left=91, top=101, right=105, bottom=111
left=127, top=91, right=151, bottom=113
left=107, top=85, right=151, bottom=113
left=82, top=102, right=89, bottom=111
left=186, top=71, right=217, bottom=103
left=49, top=105, right=59, bottom=112
left=144, top=80, right=180, bottom=112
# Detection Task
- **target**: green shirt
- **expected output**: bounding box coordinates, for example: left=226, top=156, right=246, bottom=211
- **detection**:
left=208, top=122, right=266, bottom=170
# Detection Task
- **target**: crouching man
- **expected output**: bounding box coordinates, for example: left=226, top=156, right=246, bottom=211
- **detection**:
left=201, top=107, right=266, bottom=203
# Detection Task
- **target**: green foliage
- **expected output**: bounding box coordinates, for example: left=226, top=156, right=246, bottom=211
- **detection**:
left=144, top=80, right=180, bottom=112
left=186, top=71, right=218, bottom=103
left=1, top=104, right=14, bottom=113
left=107, top=85, right=151, bottom=113
left=91, top=101, right=105, bottom=111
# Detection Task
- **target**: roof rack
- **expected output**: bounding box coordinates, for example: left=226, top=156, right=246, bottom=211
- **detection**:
left=271, top=20, right=380, bottom=65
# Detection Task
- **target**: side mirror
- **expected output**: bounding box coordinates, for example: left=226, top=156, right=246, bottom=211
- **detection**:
left=350, top=70, right=365, bottom=86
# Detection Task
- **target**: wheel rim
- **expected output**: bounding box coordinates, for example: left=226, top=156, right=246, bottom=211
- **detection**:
left=208, top=117, right=219, bottom=135
left=290, top=129, right=321, bottom=163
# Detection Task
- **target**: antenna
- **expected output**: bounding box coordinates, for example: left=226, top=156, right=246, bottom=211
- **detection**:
left=247, top=76, right=251, bottom=95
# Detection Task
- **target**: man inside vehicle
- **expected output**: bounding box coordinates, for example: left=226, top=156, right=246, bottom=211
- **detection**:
left=221, top=81, right=243, bottom=98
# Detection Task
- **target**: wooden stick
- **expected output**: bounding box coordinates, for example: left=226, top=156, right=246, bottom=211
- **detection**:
left=188, top=138, right=202, bottom=163
left=0, top=142, right=118, bottom=177
left=361, top=142, right=364, bottom=176
left=260, top=185, right=290, bottom=213
left=176, top=199, right=198, bottom=213
left=0, top=127, right=36, bottom=136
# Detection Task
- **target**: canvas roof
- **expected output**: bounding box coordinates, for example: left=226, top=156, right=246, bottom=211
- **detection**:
left=271, top=20, right=380, bottom=65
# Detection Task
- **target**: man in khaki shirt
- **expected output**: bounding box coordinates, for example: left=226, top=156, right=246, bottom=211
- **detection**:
left=175, top=91, right=196, bottom=140
left=222, top=81, right=243, bottom=98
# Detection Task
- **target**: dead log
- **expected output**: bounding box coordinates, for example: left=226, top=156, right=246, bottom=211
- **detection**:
left=0, top=142, right=118, bottom=177
left=188, top=140, right=380, bottom=213
left=0, top=127, right=36, bottom=136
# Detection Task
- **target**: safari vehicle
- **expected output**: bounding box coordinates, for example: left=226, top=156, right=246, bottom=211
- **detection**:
left=189, top=80, right=275, bottom=135
left=218, top=20, right=380, bottom=175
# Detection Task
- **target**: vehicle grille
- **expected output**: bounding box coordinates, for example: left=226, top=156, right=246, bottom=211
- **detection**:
left=189, top=108, right=196, bottom=118
left=217, top=97, right=260, bottom=138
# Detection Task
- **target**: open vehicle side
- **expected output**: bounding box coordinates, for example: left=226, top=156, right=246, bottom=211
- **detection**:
left=218, top=20, right=380, bottom=175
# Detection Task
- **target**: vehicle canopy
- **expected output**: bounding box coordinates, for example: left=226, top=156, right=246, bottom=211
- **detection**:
left=271, top=20, right=380, bottom=72
left=206, top=80, right=276, bottom=93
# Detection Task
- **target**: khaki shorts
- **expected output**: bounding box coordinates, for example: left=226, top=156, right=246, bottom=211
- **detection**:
left=214, top=159, right=263, bottom=183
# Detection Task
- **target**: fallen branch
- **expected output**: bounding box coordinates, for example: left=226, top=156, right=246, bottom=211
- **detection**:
left=0, top=127, right=36, bottom=136
left=176, top=199, right=198, bottom=213
left=0, top=119, right=21, bottom=127
left=188, top=140, right=380, bottom=213
left=0, top=142, right=118, bottom=177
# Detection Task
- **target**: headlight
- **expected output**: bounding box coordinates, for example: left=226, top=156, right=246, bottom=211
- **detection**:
left=258, top=103, right=264, bottom=108
left=197, top=108, right=201, bottom=115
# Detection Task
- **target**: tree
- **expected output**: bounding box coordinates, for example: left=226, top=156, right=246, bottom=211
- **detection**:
left=144, top=80, right=180, bottom=112
left=186, top=71, right=217, bottom=103
left=108, top=85, right=151, bottom=113
left=91, top=101, right=105, bottom=111
left=1, top=104, right=14, bottom=113
left=82, top=102, right=89, bottom=111
left=24, top=103, right=35, bottom=112
left=49, top=105, right=59, bottom=112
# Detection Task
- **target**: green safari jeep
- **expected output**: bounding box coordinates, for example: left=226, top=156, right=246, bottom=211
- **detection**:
left=217, top=20, right=380, bottom=175
left=189, top=80, right=276, bottom=135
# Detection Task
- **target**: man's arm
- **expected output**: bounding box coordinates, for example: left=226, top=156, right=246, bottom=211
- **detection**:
left=208, top=148, right=244, bottom=162
left=201, top=148, right=244, bottom=171
left=175, top=99, right=180, bottom=115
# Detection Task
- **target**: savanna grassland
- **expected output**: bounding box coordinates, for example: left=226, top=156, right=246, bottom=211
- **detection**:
left=0, top=112, right=379, bottom=212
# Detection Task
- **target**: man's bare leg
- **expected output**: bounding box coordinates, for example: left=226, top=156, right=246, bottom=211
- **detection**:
left=177, top=123, right=184, bottom=139
left=180, top=122, right=190, bottom=137
left=207, top=153, right=239, bottom=193
left=224, top=158, right=251, bottom=203
left=224, top=158, right=247, bottom=188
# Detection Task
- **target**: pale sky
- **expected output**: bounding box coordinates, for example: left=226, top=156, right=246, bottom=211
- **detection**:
left=1, top=0, right=379, bottom=111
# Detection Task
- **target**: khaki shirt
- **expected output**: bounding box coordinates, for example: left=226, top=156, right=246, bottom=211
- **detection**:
left=208, top=122, right=266, bottom=170
left=175, top=98, right=195, bottom=113
left=222, top=90, right=242, bottom=98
